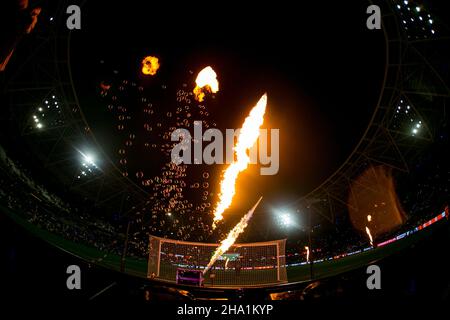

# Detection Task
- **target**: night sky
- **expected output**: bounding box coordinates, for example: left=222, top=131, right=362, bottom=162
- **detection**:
left=69, top=1, right=385, bottom=228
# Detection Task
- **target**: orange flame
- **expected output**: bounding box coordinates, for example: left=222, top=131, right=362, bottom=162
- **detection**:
left=366, top=226, right=374, bottom=246
left=224, top=258, right=230, bottom=270
left=141, top=56, right=160, bottom=75
left=212, top=94, right=267, bottom=228
left=204, top=197, right=262, bottom=274
left=305, top=246, right=310, bottom=263
left=193, top=66, right=219, bottom=101
left=366, top=214, right=374, bottom=246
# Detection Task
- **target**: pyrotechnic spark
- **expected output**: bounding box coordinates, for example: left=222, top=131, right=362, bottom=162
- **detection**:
left=193, top=66, right=219, bottom=101
left=212, top=94, right=267, bottom=228
left=305, top=246, right=310, bottom=263
left=224, top=258, right=230, bottom=270
left=366, top=226, right=374, bottom=246
left=204, top=197, right=262, bottom=274
left=141, top=56, right=160, bottom=75
left=366, top=214, right=374, bottom=246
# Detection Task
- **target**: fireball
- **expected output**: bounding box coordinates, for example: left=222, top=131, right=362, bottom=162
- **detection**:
left=193, top=66, right=219, bottom=101
left=141, top=56, right=160, bottom=76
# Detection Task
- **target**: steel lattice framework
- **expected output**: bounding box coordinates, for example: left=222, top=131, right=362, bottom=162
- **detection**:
left=285, top=0, right=449, bottom=227
left=2, top=0, right=148, bottom=219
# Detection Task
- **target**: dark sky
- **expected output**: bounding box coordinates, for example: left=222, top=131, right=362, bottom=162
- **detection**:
left=69, top=1, right=385, bottom=223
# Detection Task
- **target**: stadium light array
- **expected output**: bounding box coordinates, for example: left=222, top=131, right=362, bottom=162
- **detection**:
left=31, top=93, right=65, bottom=131
left=411, top=121, right=422, bottom=136
left=280, top=213, right=293, bottom=226
left=395, top=0, right=437, bottom=39
left=82, top=153, right=95, bottom=165
left=76, top=150, right=100, bottom=179
left=32, top=112, right=44, bottom=129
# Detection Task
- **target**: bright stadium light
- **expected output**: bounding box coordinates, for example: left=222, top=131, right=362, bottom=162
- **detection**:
left=280, top=213, right=292, bottom=226
left=274, top=210, right=298, bottom=229
left=84, top=154, right=94, bottom=164
left=75, top=149, right=101, bottom=179
left=78, top=150, right=99, bottom=169
left=411, top=121, right=422, bottom=136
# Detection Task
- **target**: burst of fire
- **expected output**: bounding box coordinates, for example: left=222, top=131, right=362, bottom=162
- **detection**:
left=99, top=81, right=111, bottom=97
left=305, top=246, right=310, bottom=263
left=203, top=197, right=262, bottom=275
left=366, top=226, right=374, bottom=246
left=99, top=81, right=111, bottom=91
left=212, top=94, right=267, bottom=228
left=193, top=66, right=219, bottom=101
left=141, top=56, right=160, bottom=75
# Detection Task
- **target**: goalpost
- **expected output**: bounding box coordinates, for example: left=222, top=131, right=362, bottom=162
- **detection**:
left=147, top=235, right=287, bottom=287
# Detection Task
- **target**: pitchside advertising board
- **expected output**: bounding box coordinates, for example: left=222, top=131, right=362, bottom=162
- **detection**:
left=217, top=253, right=240, bottom=261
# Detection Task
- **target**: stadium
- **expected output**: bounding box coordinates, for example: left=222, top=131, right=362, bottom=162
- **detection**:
left=0, top=0, right=449, bottom=306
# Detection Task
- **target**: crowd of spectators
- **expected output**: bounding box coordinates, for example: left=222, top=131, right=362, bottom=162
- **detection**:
left=0, top=145, right=122, bottom=255
left=1, top=131, right=448, bottom=266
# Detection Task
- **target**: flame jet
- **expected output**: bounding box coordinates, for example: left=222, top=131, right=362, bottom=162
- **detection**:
left=193, top=66, right=219, bottom=101
left=212, top=93, right=267, bottom=228
left=203, top=196, right=263, bottom=275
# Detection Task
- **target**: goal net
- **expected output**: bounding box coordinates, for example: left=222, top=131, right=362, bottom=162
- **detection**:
left=147, top=235, right=287, bottom=287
